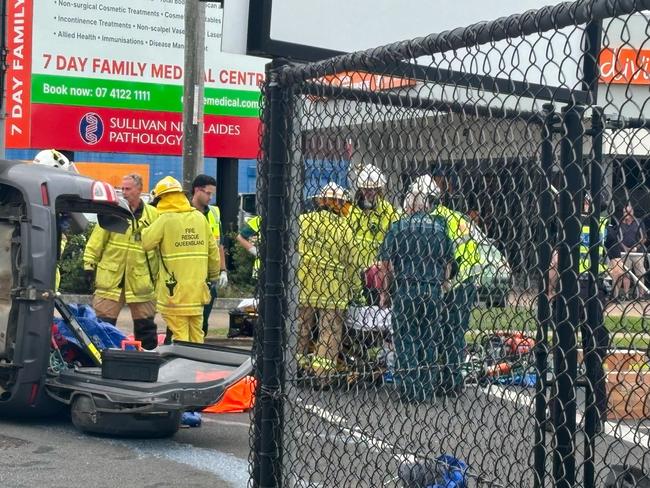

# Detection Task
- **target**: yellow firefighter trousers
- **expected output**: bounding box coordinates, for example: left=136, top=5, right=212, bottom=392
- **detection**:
left=162, top=314, right=204, bottom=344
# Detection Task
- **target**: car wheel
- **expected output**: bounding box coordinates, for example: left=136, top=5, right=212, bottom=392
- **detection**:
left=71, top=395, right=181, bottom=438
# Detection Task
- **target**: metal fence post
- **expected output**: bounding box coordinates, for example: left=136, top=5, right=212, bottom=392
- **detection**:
left=255, top=59, right=289, bottom=488
left=581, top=20, right=603, bottom=104
left=553, top=103, right=584, bottom=488
left=251, top=87, right=269, bottom=487
left=534, top=103, right=556, bottom=488
left=583, top=106, right=604, bottom=488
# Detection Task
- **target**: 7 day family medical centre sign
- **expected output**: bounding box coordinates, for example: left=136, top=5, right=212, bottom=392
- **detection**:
left=6, top=0, right=266, bottom=158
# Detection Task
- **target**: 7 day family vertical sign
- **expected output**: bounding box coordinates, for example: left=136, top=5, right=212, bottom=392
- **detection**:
left=5, top=0, right=266, bottom=158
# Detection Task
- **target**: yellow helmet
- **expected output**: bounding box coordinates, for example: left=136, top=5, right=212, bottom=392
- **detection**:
left=151, top=176, right=183, bottom=199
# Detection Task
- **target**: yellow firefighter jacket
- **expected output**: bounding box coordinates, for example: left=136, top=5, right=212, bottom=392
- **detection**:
left=298, top=209, right=361, bottom=310
left=83, top=202, right=159, bottom=303
left=348, top=198, right=399, bottom=268
left=141, top=192, right=220, bottom=316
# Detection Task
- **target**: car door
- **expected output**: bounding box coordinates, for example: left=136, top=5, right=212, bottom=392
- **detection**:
left=0, top=176, right=136, bottom=416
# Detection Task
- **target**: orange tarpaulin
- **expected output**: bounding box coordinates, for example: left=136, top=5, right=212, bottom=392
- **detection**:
left=196, top=370, right=257, bottom=414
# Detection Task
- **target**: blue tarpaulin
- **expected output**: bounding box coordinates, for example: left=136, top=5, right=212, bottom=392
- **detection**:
left=53, top=304, right=127, bottom=364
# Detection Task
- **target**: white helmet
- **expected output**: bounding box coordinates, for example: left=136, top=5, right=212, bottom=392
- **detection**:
left=315, top=182, right=350, bottom=201
left=408, top=174, right=441, bottom=198
left=33, top=149, right=75, bottom=172
left=356, top=164, right=387, bottom=189
left=403, top=174, right=441, bottom=212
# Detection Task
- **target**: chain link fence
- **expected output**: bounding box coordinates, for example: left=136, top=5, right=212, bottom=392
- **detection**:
left=251, top=1, right=650, bottom=486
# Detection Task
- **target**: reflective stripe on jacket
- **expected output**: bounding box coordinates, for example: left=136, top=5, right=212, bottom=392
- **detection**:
left=579, top=217, right=608, bottom=275
left=83, top=202, right=159, bottom=303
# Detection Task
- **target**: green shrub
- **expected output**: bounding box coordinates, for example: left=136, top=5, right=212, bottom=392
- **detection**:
left=59, top=224, right=95, bottom=294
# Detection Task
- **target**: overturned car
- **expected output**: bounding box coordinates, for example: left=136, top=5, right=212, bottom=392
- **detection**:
left=0, top=160, right=251, bottom=437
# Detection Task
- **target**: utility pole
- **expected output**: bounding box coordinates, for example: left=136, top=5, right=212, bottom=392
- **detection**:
left=182, top=0, right=206, bottom=191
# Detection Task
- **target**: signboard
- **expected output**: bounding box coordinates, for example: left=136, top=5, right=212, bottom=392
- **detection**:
left=248, top=0, right=584, bottom=91
left=6, top=0, right=266, bottom=158
left=599, top=48, right=650, bottom=85
left=261, top=0, right=571, bottom=55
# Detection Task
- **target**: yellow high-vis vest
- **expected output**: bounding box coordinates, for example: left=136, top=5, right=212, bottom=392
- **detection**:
left=431, top=205, right=482, bottom=285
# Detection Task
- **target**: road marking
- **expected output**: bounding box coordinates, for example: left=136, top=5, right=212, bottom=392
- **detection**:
left=202, top=417, right=250, bottom=428
left=485, top=386, right=650, bottom=448
left=297, top=397, right=417, bottom=464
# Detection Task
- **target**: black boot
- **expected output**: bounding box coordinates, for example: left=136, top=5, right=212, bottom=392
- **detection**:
left=133, top=317, right=158, bottom=350
left=164, top=328, right=173, bottom=345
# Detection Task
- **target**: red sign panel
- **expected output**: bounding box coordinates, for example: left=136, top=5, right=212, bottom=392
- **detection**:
left=5, top=0, right=264, bottom=159
left=30, top=105, right=261, bottom=159
left=5, top=0, right=34, bottom=147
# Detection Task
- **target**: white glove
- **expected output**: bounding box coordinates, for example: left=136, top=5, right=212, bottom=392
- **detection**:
left=218, top=270, right=228, bottom=288
left=248, top=245, right=258, bottom=257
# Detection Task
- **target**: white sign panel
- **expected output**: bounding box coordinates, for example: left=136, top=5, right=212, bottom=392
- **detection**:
left=6, top=0, right=267, bottom=157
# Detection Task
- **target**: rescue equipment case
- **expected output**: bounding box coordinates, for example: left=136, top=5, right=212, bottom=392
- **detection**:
left=101, top=349, right=162, bottom=382
left=228, top=310, right=256, bottom=338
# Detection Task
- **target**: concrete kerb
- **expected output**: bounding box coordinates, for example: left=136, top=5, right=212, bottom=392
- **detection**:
left=60, top=295, right=247, bottom=311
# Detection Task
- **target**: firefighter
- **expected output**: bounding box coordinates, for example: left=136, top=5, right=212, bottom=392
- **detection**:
left=348, top=164, right=399, bottom=302
left=141, top=176, right=220, bottom=344
left=55, top=214, right=71, bottom=292
left=190, top=175, right=229, bottom=337
left=83, top=173, right=160, bottom=350
left=429, top=178, right=483, bottom=395
left=297, top=182, right=360, bottom=388
left=378, top=175, right=453, bottom=403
